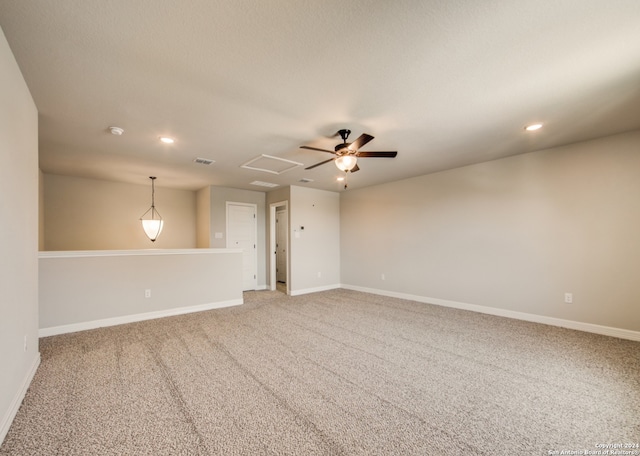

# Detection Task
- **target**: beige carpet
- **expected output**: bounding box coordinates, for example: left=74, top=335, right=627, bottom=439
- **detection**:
left=2, top=289, right=639, bottom=455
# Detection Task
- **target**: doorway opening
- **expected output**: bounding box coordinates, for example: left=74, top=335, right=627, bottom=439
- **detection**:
left=269, top=201, right=288, bottom=294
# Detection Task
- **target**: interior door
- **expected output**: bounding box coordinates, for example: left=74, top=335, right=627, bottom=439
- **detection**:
left=276, top=209, right=287, bottom=283
left=226, top=202, right=257, bottom=291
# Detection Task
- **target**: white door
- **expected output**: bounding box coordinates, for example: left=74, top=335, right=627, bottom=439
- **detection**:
left=227, top=203, right=257, bottom=291
left=276, top=209, right=287, bottom=283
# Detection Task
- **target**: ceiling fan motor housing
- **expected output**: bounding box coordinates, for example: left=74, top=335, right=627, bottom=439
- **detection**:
left=335, top=143, right=352, bottom=153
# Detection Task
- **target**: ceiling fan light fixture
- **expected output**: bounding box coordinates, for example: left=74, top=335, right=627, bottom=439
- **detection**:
left=335, top=155, right=357, bottom=172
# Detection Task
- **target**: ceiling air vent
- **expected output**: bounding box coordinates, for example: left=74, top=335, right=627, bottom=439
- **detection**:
left=299, top=178, right=314, bottom=183
left=193, top=157, right=215, bottom=165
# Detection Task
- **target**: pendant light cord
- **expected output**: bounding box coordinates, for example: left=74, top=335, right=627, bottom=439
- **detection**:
left=151, top=177, right=156, bottom=208
left=149, top=176, right=158, bottom=219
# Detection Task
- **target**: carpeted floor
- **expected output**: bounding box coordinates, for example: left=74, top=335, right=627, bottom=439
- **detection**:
left=2, top=289, right=639, bottom=455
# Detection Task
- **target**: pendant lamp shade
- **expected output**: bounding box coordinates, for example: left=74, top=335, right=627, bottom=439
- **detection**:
left=140, top=177, right=163, bottom=242
left=335, top=155, right=357, bottom=172
left=141, top=218, right=164, bottom=241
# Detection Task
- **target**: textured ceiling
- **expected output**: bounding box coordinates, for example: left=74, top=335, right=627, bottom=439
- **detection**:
left=1, top=0, right=640, bottom=192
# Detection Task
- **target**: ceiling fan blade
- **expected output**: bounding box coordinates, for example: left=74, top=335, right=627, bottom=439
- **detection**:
left=305, top=157, right=335, bottom=170
left=300, top=145, right=336, bottom=154
left=356, top=151, right=397, bottom=158
left=351, top=163, right=360, bottom=173
left=348, top=133, right=374, bottom=151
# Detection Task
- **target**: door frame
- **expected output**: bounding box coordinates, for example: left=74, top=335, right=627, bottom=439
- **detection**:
left=275, top=207, right=288, bottom=283
left=226, top=201, right=258, bottom=291
left=269, top=201, right=289, bottom=293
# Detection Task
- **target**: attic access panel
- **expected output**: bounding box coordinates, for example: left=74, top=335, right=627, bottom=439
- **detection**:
left=241, top=154, right=303, bottom=175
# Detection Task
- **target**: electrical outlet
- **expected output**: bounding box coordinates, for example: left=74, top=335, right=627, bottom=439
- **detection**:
left=317, top=271, right=322, bottom=278
left=145, top=289, right=151, bottom=298
left=564, top=292, right=573, bottom=304
left=381, top=273, right=386, bottom=281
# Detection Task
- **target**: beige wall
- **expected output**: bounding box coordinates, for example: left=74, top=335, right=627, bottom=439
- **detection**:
left=265, top=185, right=340, bottom=294
left=38, top=169, right=44, bottom=250
left=289, top=186, right=341, bottom=294
left=207, top=186, right=267, bottom=288
left=195, top=186, right=211, bottom=248
left=341, top=130, right=640, bottom=332
left=0, top=27, right=40, bottom=443
left=39, top=250, right=243, bottom=334
left=43, top=174, right=197, bottom=250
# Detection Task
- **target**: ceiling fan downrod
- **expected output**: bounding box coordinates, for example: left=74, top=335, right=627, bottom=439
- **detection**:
left=338, top=129, right=351, bottom=143
left=336, top=129, right=352, bottom=152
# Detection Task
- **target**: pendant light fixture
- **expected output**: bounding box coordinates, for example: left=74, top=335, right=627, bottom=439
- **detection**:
left=140, top=176, right=164, bottom=242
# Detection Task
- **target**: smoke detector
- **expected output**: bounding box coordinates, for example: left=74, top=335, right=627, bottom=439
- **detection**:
left=109, top=126, right=124, bottom=135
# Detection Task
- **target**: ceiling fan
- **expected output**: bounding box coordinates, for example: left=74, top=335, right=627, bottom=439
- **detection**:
left=300, top=129, right=397, bottom=173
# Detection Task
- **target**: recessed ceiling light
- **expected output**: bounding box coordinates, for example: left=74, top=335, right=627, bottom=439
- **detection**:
left=525, top=123, right=543, bottom=131
left=109, top=126, right=124, bottom=135
left=160, top=137, right=175, bottom=144
left=337, top=177, right=345, bottom=182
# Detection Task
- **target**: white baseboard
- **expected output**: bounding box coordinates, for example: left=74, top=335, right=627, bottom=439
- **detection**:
left=342, top=284, right=640, bottom=342
left=289, top=283, right=341, bottom=297
left=1, top=353, right=40, bottom=445
left=39, top=298, right=244, bottom=337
